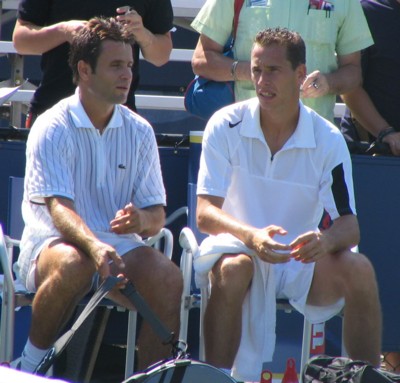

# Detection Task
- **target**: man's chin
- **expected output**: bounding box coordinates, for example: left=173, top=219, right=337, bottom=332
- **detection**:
left=114, top=94, right=129, bottom=105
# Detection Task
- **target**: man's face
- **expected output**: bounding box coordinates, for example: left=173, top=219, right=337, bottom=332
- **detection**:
left=84, top=40, right=133, bottom=105
left=251, top=43, right=305, bottom=113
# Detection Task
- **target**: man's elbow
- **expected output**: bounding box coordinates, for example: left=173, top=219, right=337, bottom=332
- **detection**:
left=192, top=54, right=207, bottom=76
left=12, top=21, right=32, bottom=54
left=12, top=32, right=26, bottom=54
left=196, top=209, right=209, bottom=234
left=348, top=214, right=361, bottom=246
left=352, top=224, right=361, bottom=246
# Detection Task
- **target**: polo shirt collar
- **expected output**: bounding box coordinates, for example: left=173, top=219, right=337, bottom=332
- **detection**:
left=240, top=99, right=316, bottom=149
left=67, top=88, right=123, bottom=130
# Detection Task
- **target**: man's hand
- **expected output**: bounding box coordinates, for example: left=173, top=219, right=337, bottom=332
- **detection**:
left=301, top=70, right=329, bottom=98
left=382, top=131, right=400, bottom=156
left=250, top=225, right=292, bottom=264
left=290, top=231, right=328, bottom=263
left=89, top=241, right=126, bottom=280
left=110, top=202, right=147, bottom=234
left=116, top=6, right=152, bottom=49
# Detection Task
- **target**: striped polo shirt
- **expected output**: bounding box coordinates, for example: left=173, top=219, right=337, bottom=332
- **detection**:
left=18, top=90, right=166, bottom=282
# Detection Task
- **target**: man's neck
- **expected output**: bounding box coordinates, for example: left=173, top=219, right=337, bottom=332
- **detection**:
left=80, top=94, right=114, bottom=133
left=260, top=105, right=300, bottom=156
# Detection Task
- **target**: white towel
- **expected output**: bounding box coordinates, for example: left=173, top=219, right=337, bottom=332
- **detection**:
left=194, top=233, right=278, bottom=382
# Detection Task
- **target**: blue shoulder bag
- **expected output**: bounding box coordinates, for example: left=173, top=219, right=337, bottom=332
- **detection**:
left=184, top=0, right=244, bottom=121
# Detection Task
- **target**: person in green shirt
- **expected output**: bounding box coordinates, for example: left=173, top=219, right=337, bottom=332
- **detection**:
left=191, top=0, right=373, bottom=123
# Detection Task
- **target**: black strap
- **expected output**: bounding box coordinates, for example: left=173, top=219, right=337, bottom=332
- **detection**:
left=34, top=276, right=120, bottom=375
left=120, top=281, right=175, bottom=346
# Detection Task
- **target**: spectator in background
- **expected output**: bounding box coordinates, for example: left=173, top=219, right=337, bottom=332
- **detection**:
left=341, top=0, right=400, bottom=372
left=191, top=0, right=373, bottom=123
left=12, top=0, right=173, bottom=128
left=341, top=0, right=400, bottom=157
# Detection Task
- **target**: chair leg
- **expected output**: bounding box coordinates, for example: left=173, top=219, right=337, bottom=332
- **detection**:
left=199, top=286, right=208, bottom=362
left=125, top=310, right=137, bottom=379
left=300, top=318, right=312, bottom=380
left=179, top=247, right=193, bottom=345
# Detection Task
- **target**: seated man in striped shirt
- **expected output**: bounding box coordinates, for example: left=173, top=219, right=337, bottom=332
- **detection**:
left=13, top=17, right=182, bottom=374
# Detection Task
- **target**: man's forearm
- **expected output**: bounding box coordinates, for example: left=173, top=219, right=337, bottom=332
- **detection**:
left=322, top=214, right=360, bottom=254
left=138, top=205, right=166, bottom=237
left=45, top=197, right=98, bottom=256
left=326, top=63, right=361, bottom=95
left=341, top=87, right=390, bottom=137
left=140, top=32, right=172, bottom=67
left=13, top=20, right=74, bottom=55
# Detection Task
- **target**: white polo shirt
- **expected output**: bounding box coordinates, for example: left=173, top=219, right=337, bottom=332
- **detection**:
left=18, top=91, right=166, bottom=282
left=197, top=98, right=355, bottom=244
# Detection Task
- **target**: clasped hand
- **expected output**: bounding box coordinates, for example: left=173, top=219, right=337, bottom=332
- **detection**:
left=110, top=202, right=145, bottom=234
left=252, top=225, right=327, bottom=264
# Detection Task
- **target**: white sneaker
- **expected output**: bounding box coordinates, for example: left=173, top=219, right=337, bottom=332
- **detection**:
left=10, top=357, right=22, bottom=370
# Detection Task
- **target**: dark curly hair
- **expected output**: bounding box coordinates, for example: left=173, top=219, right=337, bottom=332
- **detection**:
left=69, top=17, right=136, bottom=85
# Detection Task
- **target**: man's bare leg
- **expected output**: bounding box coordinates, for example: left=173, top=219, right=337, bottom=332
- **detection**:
left=203, top=254, right=253, bottom=368
left=117, top=247, right=183, bottom=370
left=30, top=241, right=96, bottom=348
left=309, top=250, right=382, bottom=366
left=19, top=241, right=96, bottom=372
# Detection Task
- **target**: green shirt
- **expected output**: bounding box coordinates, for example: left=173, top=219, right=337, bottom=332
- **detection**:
left=192, top=0, right=373, bottom=122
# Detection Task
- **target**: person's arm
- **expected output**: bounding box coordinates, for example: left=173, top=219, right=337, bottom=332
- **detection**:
left=116, top=9, right=172, bottom=67
left=110, top=203, right=165, bottom=238
left=290, top=215, right=360, bottom=263
left=45, top=196, right=125, bottom=279
left=342, top=87, right=400, bottom=155
left=12, top=18, right=87, bottom=55
left=197, top=194, right=291, bottom=263
left=191, top=34, right=251, bottom=82
left=301, top=51, right=362, bottom=98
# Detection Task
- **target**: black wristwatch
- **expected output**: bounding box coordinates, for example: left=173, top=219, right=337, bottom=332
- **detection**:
left=376, top=127, right=396, bottom=143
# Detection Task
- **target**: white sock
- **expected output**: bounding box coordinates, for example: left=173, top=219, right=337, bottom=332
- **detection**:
left=20, top=339, right=50, bottom=373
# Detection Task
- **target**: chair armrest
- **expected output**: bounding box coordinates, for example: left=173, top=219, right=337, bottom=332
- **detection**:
left=179, top=227, right=199, bottom=257
left=165, top=206, right=188, bottom=227
left=144, top=227, right=174, bottom=260
left=0, top=226, right=17, bottom=297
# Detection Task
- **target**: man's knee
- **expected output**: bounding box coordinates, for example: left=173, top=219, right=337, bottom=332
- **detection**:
left=37, top=244, right=95, bottom=289
left=125, top=247, right=183, bottom=297
left=343, top=251, right=376, bottom=277
left=336, top=250, right=378, bottom=292
left=210, top=254, right=253, bottom=294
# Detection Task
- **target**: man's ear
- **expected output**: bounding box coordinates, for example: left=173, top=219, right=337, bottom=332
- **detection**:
left=297, top=63, right=307, bottom=86
left=77, top=60, right=91, bottom=81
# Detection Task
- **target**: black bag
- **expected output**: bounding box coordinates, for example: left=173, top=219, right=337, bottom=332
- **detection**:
left=303, top=355, right=400, bottom=383
left=35, top=276, right=121, bottom=375
left=119, top=279, right=237, bottom=383
left=122, top=358, right=236, bottom=383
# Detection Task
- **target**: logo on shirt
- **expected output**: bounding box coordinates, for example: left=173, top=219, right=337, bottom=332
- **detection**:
left=118, top=164, right=126, bottom=169
left=228, top=120, right=242, bottom=128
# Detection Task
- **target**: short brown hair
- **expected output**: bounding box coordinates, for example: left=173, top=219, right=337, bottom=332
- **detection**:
left=69, top=17, right=136, bottom=84
left=253, top=27, right=306, bottom=70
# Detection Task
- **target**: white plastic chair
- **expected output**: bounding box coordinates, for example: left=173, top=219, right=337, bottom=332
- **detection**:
left=0, top=176, right=174, bottom=381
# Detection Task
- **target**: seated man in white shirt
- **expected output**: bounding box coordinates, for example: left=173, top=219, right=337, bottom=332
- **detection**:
left=14, top=17, right=182, bottom=374
left=194, top=27, right=382, bottom=382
